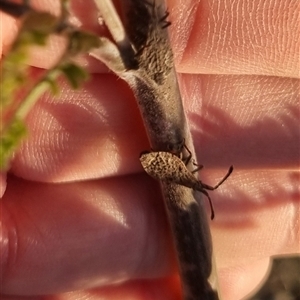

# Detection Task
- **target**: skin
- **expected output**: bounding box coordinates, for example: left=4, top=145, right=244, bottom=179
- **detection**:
left=1, top=0, right=299, bottom=299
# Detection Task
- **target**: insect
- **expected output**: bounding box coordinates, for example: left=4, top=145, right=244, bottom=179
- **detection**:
left=140, top=149, right=233, bottom=220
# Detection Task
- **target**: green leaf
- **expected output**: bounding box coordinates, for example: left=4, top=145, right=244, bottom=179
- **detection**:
left=68, top=31, right=100, bottom=55
left=0, top=118, right=27, bottom=170
left=0, top=5, right=97, bottom=170
left=45, top=77, right=60, bottom=95
left=60, top=63, right=89, bottom=89
left=0, top=50, right=28, bottom=107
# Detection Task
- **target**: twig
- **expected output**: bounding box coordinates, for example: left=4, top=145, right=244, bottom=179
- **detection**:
left=91, top=0, right=221, bottom=299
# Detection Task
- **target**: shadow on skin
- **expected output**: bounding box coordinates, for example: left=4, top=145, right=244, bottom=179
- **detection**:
left=189, top=104, right=300, bottom=169
left=188, top=102, right=299, bottom=228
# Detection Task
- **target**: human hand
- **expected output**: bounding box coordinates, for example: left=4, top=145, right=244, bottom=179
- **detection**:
left=1, top=1, right=299, bottom=300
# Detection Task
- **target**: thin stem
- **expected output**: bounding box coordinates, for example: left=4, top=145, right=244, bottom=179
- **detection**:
left=93, top=0, right=127, bottom=45
left=14, top=69, right=60, bottom=121
left=92, top=0, right=136, bottom=68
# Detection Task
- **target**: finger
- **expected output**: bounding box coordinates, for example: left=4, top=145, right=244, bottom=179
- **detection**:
left=219, top=257, right=271, bottom=300
left=3, top=0, right=298, bottom=77
left=23, top=0, right=109, bottom=73
left=169, top=0, right=300, bottom=77
left=208, top=169, right=300, bottom=268
left=0, top=0, right=108, bottom=72
left=0, top=172, right=7, bottom=198
left=10, top=71, right=299, bottom=182
left=1, top=277, right=182, bottom=300
left=49, top=278, right=181, bottom=300
left=180, top=74, right=300, bottom=169
left=1, top=169, right=298, bottom=297
left=11, top=70, right=148, bottom=182
left=0, top=173, right=175, bottom=295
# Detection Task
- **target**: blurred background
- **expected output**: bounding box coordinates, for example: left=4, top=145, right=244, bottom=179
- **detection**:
left=246, top=255, right=300, bottom=300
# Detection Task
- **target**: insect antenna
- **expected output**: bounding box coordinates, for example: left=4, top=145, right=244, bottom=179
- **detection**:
left=213, top=165, right=233, bottom=189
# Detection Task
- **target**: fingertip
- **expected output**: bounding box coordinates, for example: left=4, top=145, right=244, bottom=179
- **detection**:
left=0, top=172, right=7, bottom=198
left=219, top=257, right=271, bottom=300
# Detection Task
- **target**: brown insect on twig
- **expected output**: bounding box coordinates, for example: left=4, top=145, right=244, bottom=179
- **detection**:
left=140, top=147, right=233, bottom=220
left=91, top=1, right=227, bottom=297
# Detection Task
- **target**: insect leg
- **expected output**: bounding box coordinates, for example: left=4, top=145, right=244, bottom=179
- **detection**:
left=198, top=189, right=215, bottom=220
left=182, top=143, right=192, bottom=165
left=191, top=163, right=204, bottom=174
left=181, top=143, right=205, bottom=173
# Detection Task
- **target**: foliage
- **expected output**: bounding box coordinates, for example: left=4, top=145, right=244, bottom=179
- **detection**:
left=0, top=3, right=100, bottom=170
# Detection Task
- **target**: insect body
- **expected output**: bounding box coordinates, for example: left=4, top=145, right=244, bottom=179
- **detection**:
left=140, top=151, right=233, bottom=219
